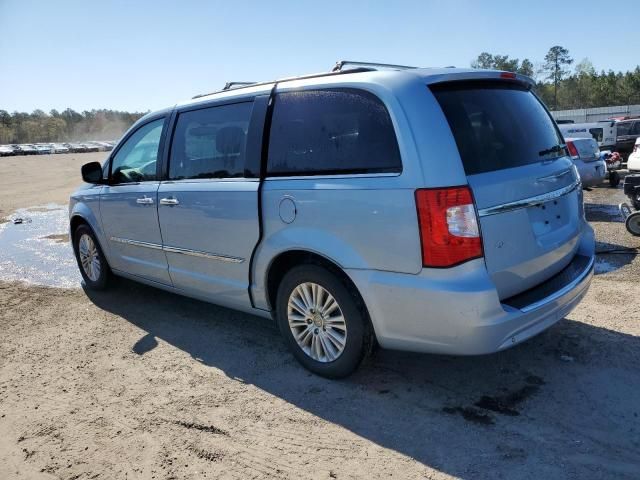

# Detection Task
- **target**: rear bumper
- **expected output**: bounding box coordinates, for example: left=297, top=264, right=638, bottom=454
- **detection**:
left=347, top=225, right=595, bottom=355
left=576, top=159, right=607, bottom=187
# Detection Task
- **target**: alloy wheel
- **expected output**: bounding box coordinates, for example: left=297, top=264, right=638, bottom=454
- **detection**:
left=287, top=282, right=347, bottom=363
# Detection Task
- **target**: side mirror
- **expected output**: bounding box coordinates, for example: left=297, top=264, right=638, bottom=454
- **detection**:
left=81, top=162, right=104, bottom=184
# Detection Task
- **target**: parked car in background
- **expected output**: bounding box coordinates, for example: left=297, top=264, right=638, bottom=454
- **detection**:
left=34, top=144, right=53, bottom=154
left=92, top=141, right=114, bottom=151
left=614, top=117, right=640, bottom=160
left=18, top=144, right=38, bottom=155
left=51, top=143, right=70, bottom=154
left=558, top=121, right=617, bottom=152
left=0, top=145, right=15, bottom=156
left=83, top=141, right=102, bottom=151
left=627, top=138, right=640, bottom=173
left=70, top=64, right=595, bottom=377
left=81, top=143, right=100, bottom=153
left=64, top=143, right=88, bottom=153
left=565, top=137, right=606, bottom=187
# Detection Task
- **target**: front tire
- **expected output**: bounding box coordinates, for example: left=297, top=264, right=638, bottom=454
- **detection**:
left=276, top=264, right=372, bottom=378
left=73, top=224, right=111, bottom=290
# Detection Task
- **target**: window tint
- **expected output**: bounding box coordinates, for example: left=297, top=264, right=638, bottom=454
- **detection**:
left=617, top=122, right=632, bottom=136
left=110, top=119, right=164, bottom=183
left=169, top=102, right=253, bottom=180
left=267, top=89, right=401, bottom=176
left=589, top=128, right=603, bottom=142
left=431, top=82, right=565, bottom=175
left=632, top=122, right=640, bottom=135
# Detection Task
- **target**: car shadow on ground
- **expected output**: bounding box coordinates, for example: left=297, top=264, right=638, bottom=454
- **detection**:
left=594, top=241, right=637, bottom=274
left=85, top=279, right=640, bottom=479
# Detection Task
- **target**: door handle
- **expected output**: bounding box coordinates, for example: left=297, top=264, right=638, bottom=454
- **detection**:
left=136, top=196, right=154, bottom=205
left=160, top=197, right=179, bottom=206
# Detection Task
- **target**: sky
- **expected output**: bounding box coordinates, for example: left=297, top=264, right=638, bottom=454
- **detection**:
left=1, top=0, right=639, bottom=113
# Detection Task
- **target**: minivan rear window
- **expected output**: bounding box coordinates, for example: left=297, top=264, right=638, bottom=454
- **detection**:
left=431, top=81, right=565, bottom=175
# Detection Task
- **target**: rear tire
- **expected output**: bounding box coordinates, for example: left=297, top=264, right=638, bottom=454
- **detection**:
left=609, top=171, right=620, bottom=188
left=275, top=264, right=372, bottom=378
left=73, top=224, right=111, bottom=290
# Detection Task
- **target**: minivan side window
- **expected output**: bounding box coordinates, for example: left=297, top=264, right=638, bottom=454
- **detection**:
left=266, top=89, right=402, bottom=176
left=110, top=118, right=164, bottom=184
left=169, top=102, right=253, bottom=180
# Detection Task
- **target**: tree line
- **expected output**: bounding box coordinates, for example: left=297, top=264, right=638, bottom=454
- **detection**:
left=472, top=46, right=640, bottom=110
left=0, top=109, right=146, bottom=144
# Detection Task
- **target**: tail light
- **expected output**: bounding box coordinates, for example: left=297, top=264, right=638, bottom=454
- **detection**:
left=566, top=141, right=579, bottom=159
left=415, top=186, right=483, bottom=268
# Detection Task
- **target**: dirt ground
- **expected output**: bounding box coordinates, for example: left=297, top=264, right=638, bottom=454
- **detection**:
left=0, top=154, right=639, bottom=479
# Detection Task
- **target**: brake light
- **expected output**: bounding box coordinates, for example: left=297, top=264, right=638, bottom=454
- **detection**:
left=415, top=187, right=483, bottom=268
left=500, top=72, right=517, bottom=79
left=566, top=140, right=579, bottom=158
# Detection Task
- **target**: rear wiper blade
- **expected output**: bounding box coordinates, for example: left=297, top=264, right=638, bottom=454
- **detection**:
left=539, top=144, right=566, bottom=157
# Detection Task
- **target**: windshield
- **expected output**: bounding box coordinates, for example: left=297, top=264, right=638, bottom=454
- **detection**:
left=431, top=81, right=565, bottom=175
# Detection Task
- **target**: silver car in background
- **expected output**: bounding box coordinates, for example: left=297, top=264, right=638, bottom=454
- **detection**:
left=565, top=137, right=606, bottom=187
left=69, top=63, right=595, bottom=378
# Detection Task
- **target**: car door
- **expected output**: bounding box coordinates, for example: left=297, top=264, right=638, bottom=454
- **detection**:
left=100, top=116, right=172, bottom=285
left=616, top=121, right=636, bottom=156
left=157, top=96, right=267, bottom=308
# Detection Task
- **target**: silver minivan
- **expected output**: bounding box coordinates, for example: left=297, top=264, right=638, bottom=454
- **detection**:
left=70, top=62, right=595, bottom=378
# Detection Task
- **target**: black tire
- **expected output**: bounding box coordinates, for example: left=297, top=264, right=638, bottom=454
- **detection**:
left=625, top=212, right=640, bottom=237
left=275, top=264, right=373, bottom=378
left=609, top=171, right=620, bottom=188
left=73, top=224, right=111, bottom=290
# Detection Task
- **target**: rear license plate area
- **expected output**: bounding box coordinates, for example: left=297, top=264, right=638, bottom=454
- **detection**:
left=528, top=197, right=569, bottom=237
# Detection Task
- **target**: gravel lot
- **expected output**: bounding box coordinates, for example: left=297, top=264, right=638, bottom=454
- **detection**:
left=0, top=154, right=639, bottom=479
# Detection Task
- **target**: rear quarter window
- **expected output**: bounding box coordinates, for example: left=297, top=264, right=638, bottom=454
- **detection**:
left=266, top=89, right=401, bottom=176
left=617, top=122, right=632, bottom=136
left=431, top=81, right=565, bottom=175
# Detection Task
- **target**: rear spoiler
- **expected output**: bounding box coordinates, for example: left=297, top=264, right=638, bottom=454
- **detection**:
left=422, top=70, right=535, bottom=89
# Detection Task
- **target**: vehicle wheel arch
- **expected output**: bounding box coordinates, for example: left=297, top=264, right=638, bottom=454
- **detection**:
left=69, top=214, right=108, bottom=262
left=265, top=250, right=375, bottom=336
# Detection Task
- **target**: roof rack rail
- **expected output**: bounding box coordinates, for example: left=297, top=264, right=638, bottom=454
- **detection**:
left=191, top=67, right=375, bottom=100
left=332, top=60, right=417, bottom=72
left=223, top=81, right=257, bottom=91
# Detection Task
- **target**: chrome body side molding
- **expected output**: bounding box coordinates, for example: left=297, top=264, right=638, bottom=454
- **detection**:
left=109, top=237, right=244, bottom=263
left=162, top=245, right=244, bottom=263
left=110, top=236, right=163, bottom=250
